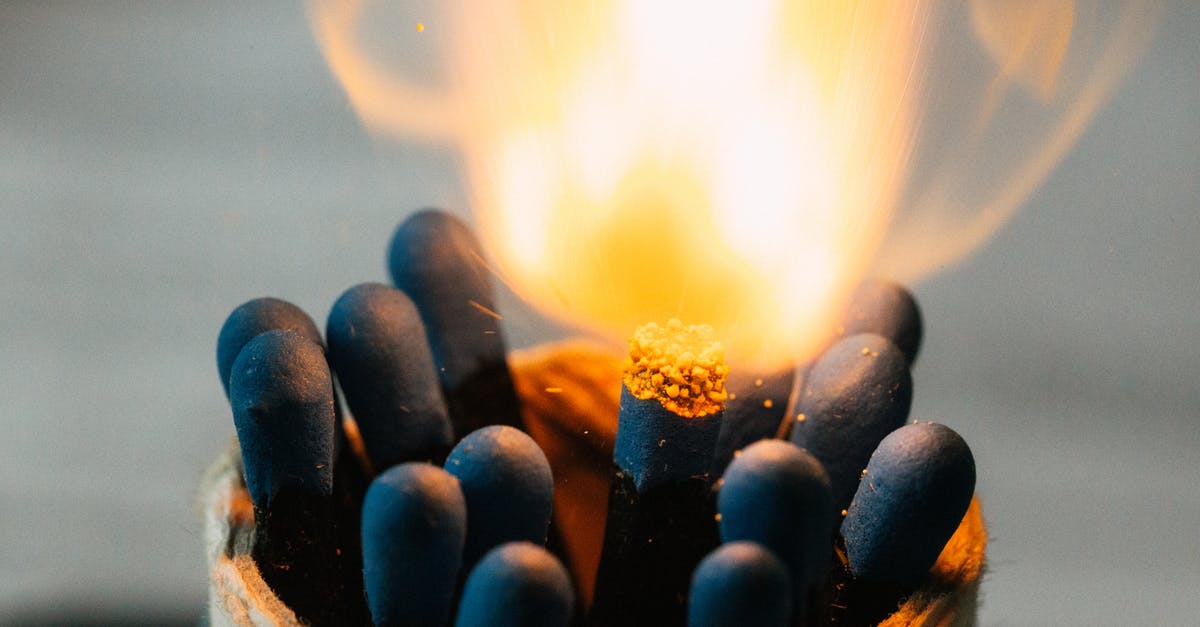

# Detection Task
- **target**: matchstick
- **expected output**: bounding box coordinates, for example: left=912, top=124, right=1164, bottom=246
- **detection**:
left=839, top=279, right=923, bottom=365
left=830, top=422, right=976, bottom=626
left=716, top=439, right=834, bottom=618
left=388, top=209, right=523, bottom=436
left=687, top=542, right=791, bottom=627
left=590, top=320, right=728, bottom=627
left=444, top=425, right=555, bottom=572
left=228, top=330, right=339, bottom=625
left=788, top=333, right=912, bottom=513
left=456, top=542, right=575, bottom=627
left=361, top=463, right=467, bottom=627
left=219, top=297, right=369, bottom=624
left=326, top=282, right=454, bottom=469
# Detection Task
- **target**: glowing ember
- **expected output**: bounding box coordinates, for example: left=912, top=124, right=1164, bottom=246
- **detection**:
left=309, top=0, right=1158, bottom=369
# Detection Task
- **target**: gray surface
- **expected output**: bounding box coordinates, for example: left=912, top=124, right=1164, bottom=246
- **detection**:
left=1, top=2, right=1197, bottom=625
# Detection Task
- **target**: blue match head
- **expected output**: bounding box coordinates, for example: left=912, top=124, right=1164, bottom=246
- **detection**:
left=718, top=440, right=834, bottom=594
left=387, top=209, right=506, bottom=390
left=712, top=368, right=793, bottom=474
left=217, top=297, right=322, bottom=397
left=445, top=425, right=555, bottom=568
left=326, top=283, right=453, bottom=468
left=841, top=279, right=923, bottom=365
left=615, top=387, right=724, bottom=492
left=790, top=333, right=912, bottom=513
left=841, top=422, right=976, bottom=587
left=228, top=330, right=335, bottom=509
left=362, top=463, right=467, bottom=627
left=455, top=542, right=574, bottom=627
left=688, top=541, right=791, bottom=627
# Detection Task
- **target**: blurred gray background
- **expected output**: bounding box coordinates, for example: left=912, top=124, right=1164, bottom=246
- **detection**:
left=1, top=2, right=1196, bottom=625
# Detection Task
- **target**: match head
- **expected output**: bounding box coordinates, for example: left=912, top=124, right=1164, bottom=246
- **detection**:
left=362, top=463, right=467, bottom=627
left=445, top=425, right=555, bottom=568
left=790, top=332, right=912, bottom=512
left=455, top=542, right=574, bottom=627
left=688, top=541, right=791, bottom=627
left=228, top=330, right=335, bottom=509
left=840, top=279, right=923, bottom=364
left=216, top=297, right=322, bottom=397
left=387, top=209, right=505, bottom=388
left=841, top=422, right=976, bottom=587
left=623, top=319, right=729, bottom=418
left=326, top=282, right=453, bottom=468
left=718, top=440, right=834, bottom=594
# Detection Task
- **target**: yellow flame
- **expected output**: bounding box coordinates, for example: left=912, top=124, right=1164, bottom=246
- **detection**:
left=309, top=0, right=1159, bottom=369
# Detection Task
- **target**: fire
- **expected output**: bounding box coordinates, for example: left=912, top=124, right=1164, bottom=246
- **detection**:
left=309, top=0, right=1158, bottom=369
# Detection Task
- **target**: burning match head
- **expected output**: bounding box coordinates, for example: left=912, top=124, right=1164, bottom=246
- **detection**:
left=688, top=541, right=791, bottom=627
left=361, top=463, right=467, bottom=627
left=455, top=542, right=574, bottom=627
left=217, top=297, right=322, bottom=397
left=790, top=333, right=912, bottom=513
left=228, top=330, right=335, bottom=508
left=326, top=282, right=453, bottom=468
left=840, top=280, right=923, bottom=365
left=444, top=425, right=554, bottom=569
left=717, top=440, right=834, bottom=597
left=841, top=422, right=976, bottom=587
left=615, top=319, right=728, bottom=491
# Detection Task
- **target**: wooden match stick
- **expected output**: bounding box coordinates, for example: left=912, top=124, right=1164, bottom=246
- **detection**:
left=829, top=422, right=976, bottom=626
left=590, top=320, right=728, bottom=627
left=228, top=330, right=340, bottom=625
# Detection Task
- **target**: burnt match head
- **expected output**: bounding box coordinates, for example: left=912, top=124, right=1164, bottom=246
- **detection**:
left=718, top=439, right=834, bottom=596
left=217, top=297, right=322, bottom=397
left=840, top=279, right=923, bottom=364
left=456, top=542, right=575, bottom=627
left=445, top=425, right=555, bottom=570
left=688, top=541, right=792, bottom=627
left=790, top=332, right=912, bottom=513
left=362, top=463, right=467, bottom=627
left=228, top=329, right=335, bottom=508
left=841, top=422, right=976, bottom=587
left=614, top=319, right=729, bottom=491
left=326, top=282, right=453, bottom=468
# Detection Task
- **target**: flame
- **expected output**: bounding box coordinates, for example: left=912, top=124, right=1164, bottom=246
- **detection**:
left=309, top=0, right=1159, bottom=369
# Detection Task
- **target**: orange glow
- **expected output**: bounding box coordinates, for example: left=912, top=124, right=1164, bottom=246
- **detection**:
left=309, top=0, right=1159, bottom=369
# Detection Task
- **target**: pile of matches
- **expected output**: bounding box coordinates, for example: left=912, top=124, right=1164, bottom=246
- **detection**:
left=208, top=209, right=982, bottom=627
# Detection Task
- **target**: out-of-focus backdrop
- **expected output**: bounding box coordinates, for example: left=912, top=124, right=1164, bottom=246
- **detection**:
left=1, top=2, right=1196, bottom=625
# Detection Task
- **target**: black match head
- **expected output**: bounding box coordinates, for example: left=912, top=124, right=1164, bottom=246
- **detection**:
left=326, top=282, right=453, bottom=468
left=840, top=279, right=923, bottom=365
left=216, top=297, right=322, bottom=397
left=228, top=329, right=335, bottom=509
left=790, top=333, right=912, bottom=513
left=456, top=542, right=574, bottom=627
left=841, top=422, right=976, bottom=587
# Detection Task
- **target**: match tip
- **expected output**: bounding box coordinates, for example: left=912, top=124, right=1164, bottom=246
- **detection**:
left=456, top=542, right=574, bottom=627
left=718, top=440, right=834, bottom=591
left=217, top=297, right=322, bottom=397
left=445, top=426, right=555, bottom=566
left=688, top=541, right=791, bottom=627
left=362, top=463, right=467, bottom=627
left=842, top=279, right=923, bottom=364
left=842, top=422, right=975, bottom=586
left=229, top=329, right=335, bottom=507
left=623, top=319, right=729, bottom=418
